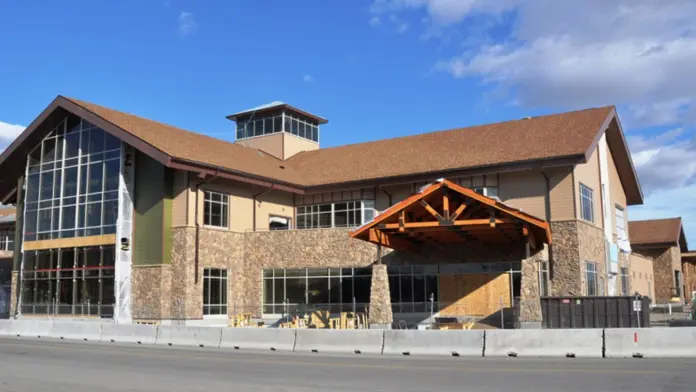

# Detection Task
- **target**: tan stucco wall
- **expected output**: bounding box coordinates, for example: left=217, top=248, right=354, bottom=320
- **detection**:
left=633, top=246, right=682, bottom=303
left=574, top=146, right=603, bottom=228
left=283, top=133, right=319, bottom=159
left=498, top=170, right=546, bottom=219
left=254, top=191, right=295, bottom=231
left=172, top=170, right=189, bottom=228
left=606, top=144, right=628, bottom=239
left=236, top=133, right=285, bottom=160
left=630, top=253, right=655, bottom=299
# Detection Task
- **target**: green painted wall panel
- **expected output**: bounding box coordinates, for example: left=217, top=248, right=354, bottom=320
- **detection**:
left=133, top=152, right=165, bottom=265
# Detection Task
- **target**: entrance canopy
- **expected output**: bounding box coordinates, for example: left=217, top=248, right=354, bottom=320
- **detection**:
left=351, top=179, right=551, bottom=252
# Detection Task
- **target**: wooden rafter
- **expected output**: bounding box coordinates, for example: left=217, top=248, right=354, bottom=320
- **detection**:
left=442, top=189, right=450, bottom=220
left=418, top=199, right=444, bottom=221
left=450, top=201, right=468, bottom=220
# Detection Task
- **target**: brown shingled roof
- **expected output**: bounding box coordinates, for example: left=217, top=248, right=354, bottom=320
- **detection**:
left=0, top=96, right=641, bottom=204
left=63, top=97, right=308, bottom=186
left=287, top=107, right=614, bottom=186
left=629, top=218, right=687, bottom=250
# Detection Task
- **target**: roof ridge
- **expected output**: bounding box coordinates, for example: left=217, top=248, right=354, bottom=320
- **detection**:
left=288, top=106, right=615, bottom=160
left=629, top=217, right=682, bottom=223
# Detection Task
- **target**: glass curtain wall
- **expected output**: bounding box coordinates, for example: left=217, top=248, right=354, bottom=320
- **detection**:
left=20, top=245, right=115, bottom=317
left=24, top=115, right=121, bottom=241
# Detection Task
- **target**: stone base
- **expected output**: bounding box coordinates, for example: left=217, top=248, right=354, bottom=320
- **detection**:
left=519, top=321, right=542, bottom=329
left=369, top=264, right=393, bottom=325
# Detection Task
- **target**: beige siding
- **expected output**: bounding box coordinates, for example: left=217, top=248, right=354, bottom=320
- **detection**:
left=630, top=253, right=655, bottom=299
left=546, top=166, right=575, bottom=221
left=498, top=170, right=546, bottom=219
left=255, top=191, right=295, bottom=231
left=236, top=133, right=284, bottom=160
left=171, top=170, right=189, bottom=228
left=574, top=146, right=603, bottom=228
left=607, top=144, right=628, bottom=240
left=375, top=184, right=413, bottom=211
left=283, top=133, right=319, bottom=159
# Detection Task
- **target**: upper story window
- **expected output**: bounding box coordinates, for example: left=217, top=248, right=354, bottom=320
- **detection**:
left=296, top=200, right=376, bottom=230
left=203, top=191, right=229, bottom=228
left=580, top=184, right=594, bottom=223
left=236, top=111, right=319, bottom=143
left=615, top=205, right=626, bottom=238
left=0, top=229, right=13, bottom=251
left=24, top=115, right=121, bottom=241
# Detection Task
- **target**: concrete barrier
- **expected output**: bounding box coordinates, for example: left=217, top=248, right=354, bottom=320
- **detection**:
left=605, top=327, right=696, bottom=358
left=0, top=320, right=12, bottom=335
left=100, top=323, right=158, bottom=345
left=383, top=330, right=484, bottom=357
left=294, top=329, right=384, bottom=355
left=10, top=319, right=55, bottom=338
left=155, top=326, right=222, bottom=348
left=219, top=328, right=297, bottom=352
left=485, top=329, right=603, bottom=358
left=50, top=321, right=103, bottom=341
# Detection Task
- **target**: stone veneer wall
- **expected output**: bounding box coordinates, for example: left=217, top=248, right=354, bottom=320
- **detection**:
left=519, top=246, right=547, bottom=326
left=549, top=221, right=582, bottom=296
left=683, top=260, right=696, bottom=301
left=634, top=246, right=682, bottom=303
left=368, top=264, right=392, bottom=325
left=9, top=271, right=17, bottom=316
left=577, top=220, right=608, bottom=295
left=132, top=265, right=172, bottom=320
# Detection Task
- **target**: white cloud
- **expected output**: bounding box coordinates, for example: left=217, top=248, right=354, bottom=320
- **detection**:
left=0, top=121, right=25, bottom=153
left=370, top=0, right=517, bottom=25
left=178, top=11, right=198, bottom=36
left=302, top=74, right=314, bottom=83
left=369, top=16, right=382, bottom=26
left=397, top=22, right=410, bottom=33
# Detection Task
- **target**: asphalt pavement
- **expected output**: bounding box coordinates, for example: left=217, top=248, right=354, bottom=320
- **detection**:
left=0, top=336, right=694, bottom=391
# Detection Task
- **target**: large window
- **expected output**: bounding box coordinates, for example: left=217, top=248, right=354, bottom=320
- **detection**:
left=203, top=191, right=229, bottom=228
left=296, top=200, right=376, bottom=229
left=262, top=268, right=372, bottom=314
left=615, top=206, right=626, bottom=239
left=540, top=261, right=550, bottom=297
left=0, top=229, right=13, bottom=251
left=585, top=261, right=598, bottom=296
left=580, top=184, right=594, bottom=223
left=20, top=245, right=115, bottom=317
left=620, top=267, right=629, bottom=296
left=236, top=112, right=319, bottom=143
left=203, top=268, right=228, bottom=316
left=23, top=115, right=121, bottom=241
left=388, top=265, right=439, bottom=313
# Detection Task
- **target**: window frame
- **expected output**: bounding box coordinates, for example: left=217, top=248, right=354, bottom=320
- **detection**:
left=579, top=183, right=595, bottom=223
left=269, top=215, right=292, bottom=231
left=585, top=261, right=598, bottom=296
left=202, top=268, right=228, bottom=317
left=620, top=267, right=630, bottom=296
left=295, top=200, right=376, bottom=230
left=203, top=190, right=230, bottom=229
left=615, top=205, right=626, bottom=239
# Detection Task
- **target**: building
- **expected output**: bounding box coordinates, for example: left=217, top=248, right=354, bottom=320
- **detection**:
left=681, top=252, right=696, bottom=302
left=629, top=218, right=690, bottom=304
left=0, top=207, right=15, bottom=316
left=0, top=96, right=644, bottom=327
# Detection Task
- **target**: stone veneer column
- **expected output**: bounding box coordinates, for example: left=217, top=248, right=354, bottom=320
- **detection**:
left=10, top=271, right=18, bottom=317
left=519, top=246, right=544, bottom=328
left=368, top=263, right=393, bottom=328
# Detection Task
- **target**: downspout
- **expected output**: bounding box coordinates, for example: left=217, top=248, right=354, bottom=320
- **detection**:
left=194, top=170, right=219, bottom=284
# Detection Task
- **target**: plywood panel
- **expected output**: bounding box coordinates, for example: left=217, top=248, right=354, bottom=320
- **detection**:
left=439, top=273, right=511, bottom=317
left=24, top=234, right=116, bottom=251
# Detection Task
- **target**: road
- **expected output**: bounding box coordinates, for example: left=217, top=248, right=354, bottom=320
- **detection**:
left=0, top=337, right=694, bottom=392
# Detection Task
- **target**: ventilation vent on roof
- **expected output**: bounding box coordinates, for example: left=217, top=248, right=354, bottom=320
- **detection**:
left=279, top=165, right=286, bottom=170
left=524, top=116, right=532, bottom=120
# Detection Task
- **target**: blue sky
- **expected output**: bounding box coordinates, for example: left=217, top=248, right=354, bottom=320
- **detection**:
left=1, top=0, right=695, bottom=245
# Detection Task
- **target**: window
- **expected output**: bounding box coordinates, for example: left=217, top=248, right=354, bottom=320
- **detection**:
left=262, top=267, right=372, bottom=314
left=540, top=261, right=550, bottom=296
left=23, top=115, right=121, bottom=241
left=0, top=229, right=13, bottom=251
left=620, top=267, right=629, bottom=296
left=269, top=215, right=291, bottom=230
left=615, top=206, right=626, bottom=239
left=236, top=112, right=319, bottom=143
left=585, top=261, right=598, bottom=296
left=203, top=191, right=229, bottom=228
left=296, top=200, right=376, bottom=229
left=203, top=268, right=228, bottom=316
left=19, top=246, right=115, bottom=317
left=388, top=265, right=439, bottom=313
left=580, top=184, right=594, bottom=223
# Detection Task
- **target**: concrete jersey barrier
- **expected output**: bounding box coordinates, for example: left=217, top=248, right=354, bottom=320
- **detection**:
left=219, top=328, right=296, bottom=352
left=383, top=330, right=484, bottom=357
left=605, top=327, right=696, bottom=358
left=10, top=319, right=55, bottom=338
left=50, top=321, right=103, bottom=341
left=100, top=323, right=158, bottom=345
left=294, top=329, right=384, bottom=354
left=484, top=329, right=603, bottom=358
left=0, top=320, right=12, bottom=335
left=155, top=326, right=223, bottom=348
